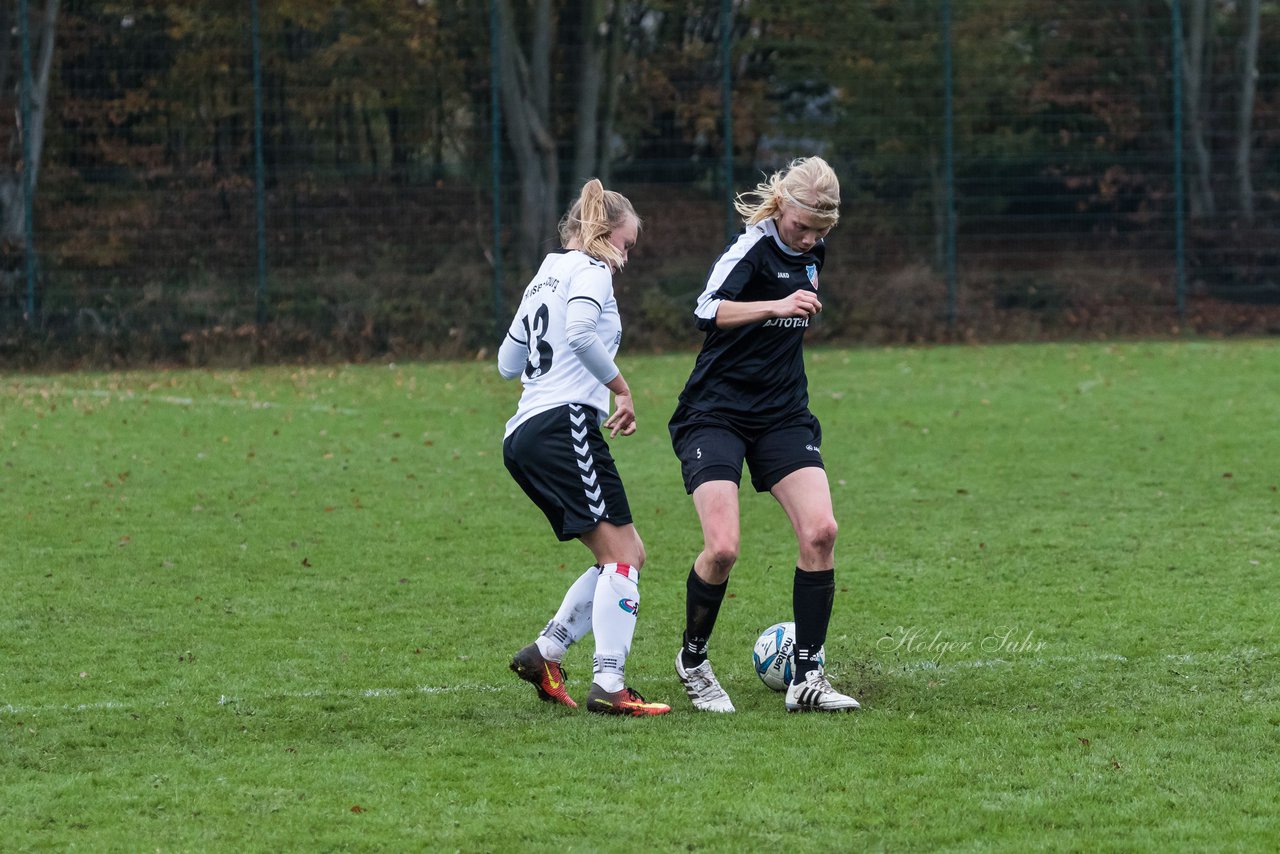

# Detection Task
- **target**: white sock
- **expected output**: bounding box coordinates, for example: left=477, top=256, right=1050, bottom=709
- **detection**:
left=591, top=562, right=639, bottom=693
left=535, top=565, right=600, bottom=661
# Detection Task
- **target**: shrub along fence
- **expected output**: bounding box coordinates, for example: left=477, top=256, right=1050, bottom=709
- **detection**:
left=3, top=2, right=1278, bottom=368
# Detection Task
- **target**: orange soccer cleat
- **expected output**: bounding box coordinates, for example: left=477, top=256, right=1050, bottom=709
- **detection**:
left=510, top=643, right=578, bottom=709
left=585, top=683, right=671, bottom=717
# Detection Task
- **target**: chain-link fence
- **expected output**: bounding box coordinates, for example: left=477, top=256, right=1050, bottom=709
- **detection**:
left=3, top=1, right=1279, bottom=367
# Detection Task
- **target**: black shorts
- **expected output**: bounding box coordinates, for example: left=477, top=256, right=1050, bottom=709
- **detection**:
left=668, top=404, right=824, bottom=494
left=504, top=404, right=633, bottom=541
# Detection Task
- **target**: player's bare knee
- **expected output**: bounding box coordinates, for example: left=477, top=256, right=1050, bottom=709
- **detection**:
left=800, top=517, right=838, bottom=557
left=632, top=538, right=647, bottom=571
left=704, top=544, right=739, bottom=575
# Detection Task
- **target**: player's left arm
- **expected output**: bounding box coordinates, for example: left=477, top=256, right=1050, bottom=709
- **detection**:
left=566, top=303, right=634, bottom=437
left=564, top=272, right=621, bottom=387
left=565, top=268, right=637, bottom=437
left=601, top=373, right=635, bottom=437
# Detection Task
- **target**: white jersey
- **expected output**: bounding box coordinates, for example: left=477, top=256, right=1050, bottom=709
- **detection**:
left=498, top=249, right=622, bottom=438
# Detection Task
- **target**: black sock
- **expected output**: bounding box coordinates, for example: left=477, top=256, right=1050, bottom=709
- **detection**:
left=681, top=567, right=728, bottom=668
left=793, top=567, right=835, bottom=679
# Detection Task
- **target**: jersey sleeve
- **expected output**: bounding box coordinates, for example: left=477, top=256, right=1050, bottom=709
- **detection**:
left=564, top=264, right=620, bottom=385
left=497, top=322, right=527, bottom=379
left=496, top=297, right=530, bottom=380
left=694, top=233, right=758, bottom=331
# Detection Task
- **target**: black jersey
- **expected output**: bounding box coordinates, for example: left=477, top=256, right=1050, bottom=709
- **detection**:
left=675, top=218, right=825, bottom=431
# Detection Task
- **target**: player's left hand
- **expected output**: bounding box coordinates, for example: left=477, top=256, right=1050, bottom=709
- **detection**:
left=604, top=391, right=637, bottom=437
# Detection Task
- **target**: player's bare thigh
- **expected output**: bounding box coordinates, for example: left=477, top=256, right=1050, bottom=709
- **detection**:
left=580, top=520, right=645, bottom=569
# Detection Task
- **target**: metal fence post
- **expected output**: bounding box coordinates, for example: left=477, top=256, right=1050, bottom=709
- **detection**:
left=490, top=0, right=504, bottom=339
left=721, top=0, right=735, bottom=244
left=1170, top=0, right=1187, bottom=326
left=20, top=0, right=38, bottom=327
left=942, top=0, right=957, bottom=337
left=250, top=0, right=268, bottom=327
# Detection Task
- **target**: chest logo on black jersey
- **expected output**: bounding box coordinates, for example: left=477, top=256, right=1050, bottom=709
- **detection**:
left=806, top=264, right=819, bottom=289
left=762, top=317, right=810, bottom=329
left=776, top=272, right=790, bottom=279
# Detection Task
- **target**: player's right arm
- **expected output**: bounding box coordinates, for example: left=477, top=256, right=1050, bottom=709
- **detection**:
left=497, top=305, right=529, bottom=379
left=694, top=231, right=818, bottom=331
left=712, top=290, right=821, bottom=329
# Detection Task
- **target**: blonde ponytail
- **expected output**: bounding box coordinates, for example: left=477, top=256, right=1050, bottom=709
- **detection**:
left=559, top=179, right=641, bottom=269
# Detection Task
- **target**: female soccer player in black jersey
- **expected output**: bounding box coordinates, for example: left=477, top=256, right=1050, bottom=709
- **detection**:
left=670, top=157, right=860, bottom=713
left=500, top=179, right=669, bottom=716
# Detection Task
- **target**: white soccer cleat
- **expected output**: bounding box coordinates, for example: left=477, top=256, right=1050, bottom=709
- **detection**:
left=784, top=669, right=861, bottom=713
left=675, top=651, right=736, bottom=712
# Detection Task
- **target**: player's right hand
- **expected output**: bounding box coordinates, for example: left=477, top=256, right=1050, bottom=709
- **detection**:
left=777, top=290, right=822, bottom=318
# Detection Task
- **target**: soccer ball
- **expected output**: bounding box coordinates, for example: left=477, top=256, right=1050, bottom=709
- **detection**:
left=752, top=621, right=824, bottom=691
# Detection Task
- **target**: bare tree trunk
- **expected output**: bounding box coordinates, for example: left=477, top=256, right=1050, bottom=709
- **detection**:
left=531, top=0, right=551, bottom=121
left=431, top=21, right=445, bottom=180
left=496, top=0, right=559, bottom=270
left=361, top=98, right=379, bottom=178
left=571, top=0, right=604, bottom=189
left=1236, top=0, right=1260, bottom=224
left=1181, top=0, right=1215, bottom=219
left=1, top=0, right=60, bottom=245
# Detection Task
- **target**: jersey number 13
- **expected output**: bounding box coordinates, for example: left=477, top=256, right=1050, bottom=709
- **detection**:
left=521, top=304, right=555, bottom=379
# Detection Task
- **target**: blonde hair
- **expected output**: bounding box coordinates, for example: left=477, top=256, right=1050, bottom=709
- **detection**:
left=733, top=156, right=841, bottom=229
left=558, top=179, right=641, bottom=270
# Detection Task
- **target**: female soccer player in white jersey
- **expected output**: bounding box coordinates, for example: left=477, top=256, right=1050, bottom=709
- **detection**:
left=500, top=178, right=670, bottom=717
left=670, top=157, right=861, bottom=713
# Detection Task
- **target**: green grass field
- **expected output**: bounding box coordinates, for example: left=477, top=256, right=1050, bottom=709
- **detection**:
left=3, top=340, right=1278, bottom=852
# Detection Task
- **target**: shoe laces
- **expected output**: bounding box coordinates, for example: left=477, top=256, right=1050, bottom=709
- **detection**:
left=538, top=654, right=566, bottom=680
left=623, top=687, right=647, bottom=703
left=686, top=663, right=729, bottom=699
left=804, top=671, right=835, bottom=693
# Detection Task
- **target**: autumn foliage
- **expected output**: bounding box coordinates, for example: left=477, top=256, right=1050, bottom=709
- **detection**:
left=3, top=2, right=1279, bottom=367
